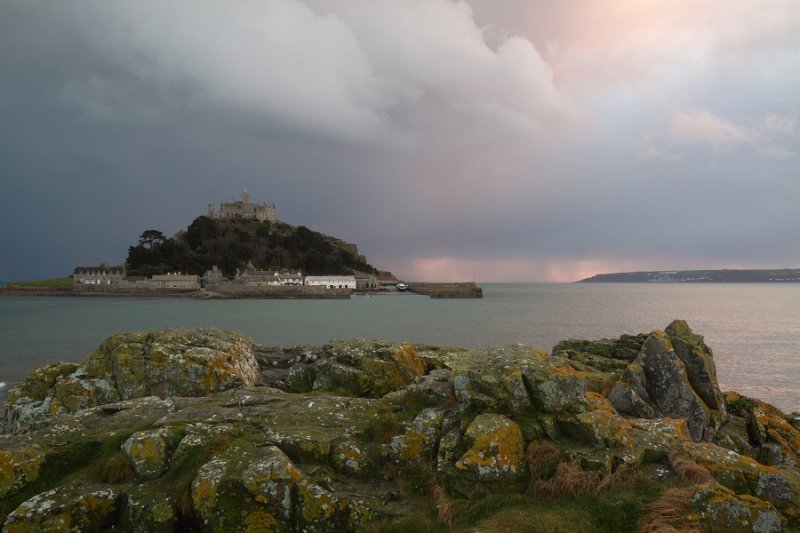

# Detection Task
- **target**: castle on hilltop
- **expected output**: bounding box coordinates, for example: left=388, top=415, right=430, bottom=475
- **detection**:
left=208, top=191, right=277, bottom=223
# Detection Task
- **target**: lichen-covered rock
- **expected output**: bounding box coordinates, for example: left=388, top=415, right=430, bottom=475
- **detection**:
left=103, top=328, right=260, bottom=398
left=192, top=440, right=373, bottom=532
left=386, top=408, right=445, bottom=464
left=665, top=320, right=727, bottom=414
left=608, top=363, right=659, bottom=419
left=2, top=328, right=260, bottom=434
left=0, top=324, right=797, bottom=530
left=1, top=362, right=80, bottom=433
left=747, top=398, right=800, bottom=468
left=258, top=395, right=383, bottom=464
left=241, top=445, right=304, bottom=519
left=331, top=439, right=367, bottom=476
left=49, top=373, right=121, bottom=414
left=282, top=363, right=316, bottom=393
left=448, top=345, right=587, bottom=416
left=609, top=329, right=724, bottom=441
left=449, top=414, right=527, bottom=497
left=552, top=334, right=646, bottom=362
left=687, top=483, right=784, bottom=533
left=678, top=441, right=800, bottom=520
left=122, top=485, right=178, bottom=533
left=637, top=331, right=715, bottom=441
left=552, top=334, right=646, bottom=379
left=0, top=446, right=45, bottom=499
left=558, top=392, right=634, bottom=448
left=383, top=369, right=454, bottom=407
left=3, top=485, right=121, bottom=532
left=628, top=418, right=692, bottom=462
left=309, top=340, right=427, bottom=397
left=121, top=426, right=175, bottom=479
left=297, top=481, right=372, bottom=532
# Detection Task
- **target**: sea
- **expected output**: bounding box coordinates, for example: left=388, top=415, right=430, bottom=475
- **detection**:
left=0, top=283, right=798, bottom=413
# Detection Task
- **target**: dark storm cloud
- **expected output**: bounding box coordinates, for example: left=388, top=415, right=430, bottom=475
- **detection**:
left=1, top=0, right=798, bottom=282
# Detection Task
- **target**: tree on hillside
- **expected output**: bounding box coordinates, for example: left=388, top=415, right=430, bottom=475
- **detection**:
left=138, top=230, right=167, bottom=249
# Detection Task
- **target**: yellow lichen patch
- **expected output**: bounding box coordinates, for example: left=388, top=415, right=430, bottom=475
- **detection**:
left=300, top=487, right=337, bottom=522
left=456, top=414, right=525, bottom=479
left=0, top=448, right=45, bottom=498
left=192, top=477, right=218, bottom=514
left=244, top=510, right=278, bottom=532
left=81, top=493, right=116, bottom=513
left=43, top=512, right=72, bottom=531
left=333, top=441, right=365, bottom=475
left=549, top=363, right=586, bottom=380
left=48, top=399, right=67, bottom=416
left=393, top=345, right=425, bottom=377
left=570, top=401, right=634, bottom=448
left=678, top=441, right=780, bottom=495
left=123, top=428, right=170, bottom=479
left=399, top=431, right=426, bottom=462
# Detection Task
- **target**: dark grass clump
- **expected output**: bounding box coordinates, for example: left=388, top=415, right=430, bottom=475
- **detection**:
left=94, top=451, right=136, bottom=484
left=363, top=407, right=400, bottom=445
left=527, top=440, right=562, bottom=481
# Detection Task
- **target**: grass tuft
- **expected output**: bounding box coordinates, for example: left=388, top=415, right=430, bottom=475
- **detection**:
left=363, top=407, right=399, bottom=445
left=527, top=440, right=562, bottom=481
left=596, top=462, right=641, bottom=492
left=433, top=482, right=452, bottom=528
left=94, top=451, right=136, bottom=484
left=669, top=456, right=715, bottom=485
left=639, top=487, right=700, bottom=533
left=532, top=462, right=602, bottom=499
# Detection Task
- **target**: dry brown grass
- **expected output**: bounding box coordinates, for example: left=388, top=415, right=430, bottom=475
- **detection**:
left=94, top=451, right=135, bottom=484
left=177, top=488, right=196, bottom=523
left=596, top=462, right=641, bottom=492
left=600, top=379, right=617, bottom=397
left=433, top=482, right=453, bottom=529
left=670, top=456, right=715, bottom=485
left=526, top=440, right=562, bottom=481
left=531, top=462, right=603, bottom=499
left=639, top=487, right=700, bottom=533
left=528, top=439, right=643, bottom=499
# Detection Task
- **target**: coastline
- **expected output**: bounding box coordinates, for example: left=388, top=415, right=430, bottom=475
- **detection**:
left=0, top=281, right=483, bottom=299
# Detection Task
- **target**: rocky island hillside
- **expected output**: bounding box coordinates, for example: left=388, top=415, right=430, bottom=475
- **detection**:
left=2, top=322, right=799, bottom=532
left=126, top=216, right=380, bottom=278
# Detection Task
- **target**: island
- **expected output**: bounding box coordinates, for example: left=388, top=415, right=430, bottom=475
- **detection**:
left=0, top=193, right=482, bottom=299
left=580, top=268, right=800, bottom=283
left=1, top=321, right=797, bottom=531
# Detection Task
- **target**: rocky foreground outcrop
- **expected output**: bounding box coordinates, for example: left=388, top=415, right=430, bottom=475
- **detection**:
left=1, top=322, right=798, bottom=532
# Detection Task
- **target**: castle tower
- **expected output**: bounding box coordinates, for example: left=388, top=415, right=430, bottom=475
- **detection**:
left=241, top=190, right=250, bottom=205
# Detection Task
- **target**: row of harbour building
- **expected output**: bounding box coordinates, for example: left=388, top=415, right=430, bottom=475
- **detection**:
left=72, top=263, right=380, bottom=292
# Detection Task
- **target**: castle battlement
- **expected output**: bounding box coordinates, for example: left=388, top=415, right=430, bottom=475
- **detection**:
left=208, top=191, right=277, bottom=223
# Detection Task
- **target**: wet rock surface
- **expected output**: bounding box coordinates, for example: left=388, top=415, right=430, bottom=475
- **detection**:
left=1, top=321, right=798, bottom=532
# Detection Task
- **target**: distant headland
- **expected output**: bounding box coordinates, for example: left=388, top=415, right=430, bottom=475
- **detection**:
left=580, top=268, right=800, bottom=283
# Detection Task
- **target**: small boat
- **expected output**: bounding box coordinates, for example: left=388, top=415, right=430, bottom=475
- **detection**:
left=395, top=283, right=409, bottom=292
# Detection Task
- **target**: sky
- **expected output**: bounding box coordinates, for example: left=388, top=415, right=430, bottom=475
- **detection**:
left=1, top=0, right=798, bottom=282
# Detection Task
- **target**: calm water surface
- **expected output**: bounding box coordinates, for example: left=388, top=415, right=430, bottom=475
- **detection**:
left=0, top=283, right=798, bottom=412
